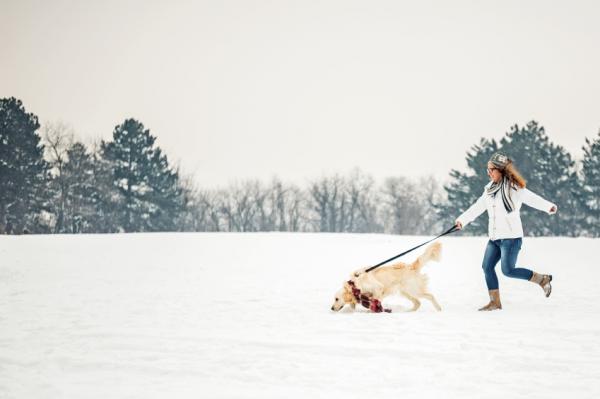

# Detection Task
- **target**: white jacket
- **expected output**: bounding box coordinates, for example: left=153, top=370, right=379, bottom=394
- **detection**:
left=456, top=183, right=557, bottom=240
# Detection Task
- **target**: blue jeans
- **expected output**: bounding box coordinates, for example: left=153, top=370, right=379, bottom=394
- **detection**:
left=481, top=238, right=534, bottom=290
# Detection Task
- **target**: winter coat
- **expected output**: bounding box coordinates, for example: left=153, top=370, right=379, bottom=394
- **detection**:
left=456, top=182, right=556, bottom=240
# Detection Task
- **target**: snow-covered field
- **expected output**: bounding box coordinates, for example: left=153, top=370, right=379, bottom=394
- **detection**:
left=1, top=233, right=599, bottom=399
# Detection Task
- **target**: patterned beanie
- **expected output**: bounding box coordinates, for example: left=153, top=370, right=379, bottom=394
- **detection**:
left=489, top=152, right=510, bottom=169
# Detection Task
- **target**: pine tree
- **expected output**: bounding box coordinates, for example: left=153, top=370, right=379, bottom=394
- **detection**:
left=436, top=121, right=580, bottom=237
left=581, top=130, right=600, bottom=237
left=0, top=97, right=48, bottom=233
left=498, top=122, right=581, bottom=236
left=61, top=142, right=102, bottom=233
left=435, top=138, right=499, bottom=235
left=101, top=119, right=183, bottom=232
left=90, top=147, right=122, bottom=233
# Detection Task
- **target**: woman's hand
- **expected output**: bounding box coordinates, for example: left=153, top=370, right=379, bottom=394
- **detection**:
left=455, top=220, right=463, bottom=230
left=549, top=205, right=557, bottom=214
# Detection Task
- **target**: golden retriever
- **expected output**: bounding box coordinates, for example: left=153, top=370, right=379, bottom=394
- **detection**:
left=331, top=242, right=442, bottom=312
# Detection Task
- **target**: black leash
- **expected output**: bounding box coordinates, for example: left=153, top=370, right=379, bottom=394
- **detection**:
left=363, top=225, right=460, bottom=274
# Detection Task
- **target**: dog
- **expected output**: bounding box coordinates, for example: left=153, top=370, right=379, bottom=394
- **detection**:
left=331, top=242, right=443, bottom=312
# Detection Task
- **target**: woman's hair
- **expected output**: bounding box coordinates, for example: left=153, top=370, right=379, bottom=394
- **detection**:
left=503, top=160, right=526, bottom=189
left=489, top=152, right=526, bottom=189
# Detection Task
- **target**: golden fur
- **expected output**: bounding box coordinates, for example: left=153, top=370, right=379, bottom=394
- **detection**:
left=331, top=242, right=443, bottom=312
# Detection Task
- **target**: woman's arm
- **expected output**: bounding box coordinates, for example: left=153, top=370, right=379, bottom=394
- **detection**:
left=455, top=192, right=487, bottom=229
left=520, top=188, right=557, bottom=214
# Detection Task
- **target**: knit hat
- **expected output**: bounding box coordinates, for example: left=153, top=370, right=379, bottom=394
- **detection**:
left=489, top=152, right=510, bottom=169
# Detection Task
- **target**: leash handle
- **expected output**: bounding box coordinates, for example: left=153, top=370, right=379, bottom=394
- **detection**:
left=363, top=225, right=459, bottom=273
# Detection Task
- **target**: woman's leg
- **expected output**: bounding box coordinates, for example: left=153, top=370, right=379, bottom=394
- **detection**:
left=499, top=238, right=534, bottom=281
left=479, top=240, right=502, bottom=311
left=482, top=240, right=502, bottom=290
left=499, top=238, right=553, bottom=297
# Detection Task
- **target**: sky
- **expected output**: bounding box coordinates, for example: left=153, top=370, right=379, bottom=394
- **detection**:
left=2, top=0, right=599, bottom=187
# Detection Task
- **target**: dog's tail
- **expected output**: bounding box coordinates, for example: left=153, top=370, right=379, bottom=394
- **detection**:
left=404, top=242, right=442, bottom=271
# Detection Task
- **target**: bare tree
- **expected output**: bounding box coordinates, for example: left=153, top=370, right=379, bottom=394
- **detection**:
left=308, top=174, right=345, bottom=232
left=381, top=175, right=444, bottom=235
left=176, top=173, right=203, bottom=232
left=192, top=189, right=223, bottom=232
left=219, top=180, right=266, bottom=232
left=419, top=175, right=446, bottom=233
left=259, top=178, right=307, bottom=232
left=42, top=121, right=75, bottom=232
left=279, top=181, right=307, bottom=232
left=307, top=170, right=381, bottom=232
left=345, top=169, right=382, bottom=233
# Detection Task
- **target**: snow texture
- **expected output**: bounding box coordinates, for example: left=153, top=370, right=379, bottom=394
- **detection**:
left=1, top=233, right=599, bottom=398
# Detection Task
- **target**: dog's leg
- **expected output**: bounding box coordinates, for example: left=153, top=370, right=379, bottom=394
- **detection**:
left=370, top=287, right=389, bottom=302
left=421, top=293, right=442, bottom=311
left=409, top=298, right=421, bottom=312
left=361, top=273, right=385, bottom=299
left=401, top=291, right=421, bottom=311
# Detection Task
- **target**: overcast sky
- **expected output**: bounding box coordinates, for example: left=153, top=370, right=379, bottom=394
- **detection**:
left=2, top=0, right=599, bottom=187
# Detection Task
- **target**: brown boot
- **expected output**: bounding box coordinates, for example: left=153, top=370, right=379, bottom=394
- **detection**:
left=530, top=272, right=552, bottom=297
left=478, top=289, right=502, bottom=311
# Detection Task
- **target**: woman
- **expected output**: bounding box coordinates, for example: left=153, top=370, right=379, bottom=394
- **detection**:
left=455, top=152, right=557, bottom=311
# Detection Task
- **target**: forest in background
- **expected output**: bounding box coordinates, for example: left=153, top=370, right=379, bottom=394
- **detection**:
left=1, top=97, right=598, bottom=236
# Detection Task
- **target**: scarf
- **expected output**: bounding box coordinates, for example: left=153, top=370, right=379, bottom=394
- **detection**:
left=487, top=177, right=515, bottom=213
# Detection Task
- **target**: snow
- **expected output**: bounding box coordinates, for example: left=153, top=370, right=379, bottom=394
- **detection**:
left=1, top=233, right=599, bottom=398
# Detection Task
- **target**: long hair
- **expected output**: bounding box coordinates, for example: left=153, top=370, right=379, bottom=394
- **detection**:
left=503, top=160, right=526, bottom=189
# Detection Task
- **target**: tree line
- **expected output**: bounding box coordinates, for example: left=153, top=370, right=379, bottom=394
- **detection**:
left=1, top=97, right=598, bottom=236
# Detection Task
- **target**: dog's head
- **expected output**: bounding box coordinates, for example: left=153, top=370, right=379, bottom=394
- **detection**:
left=331, top=281, right=357, bottom=311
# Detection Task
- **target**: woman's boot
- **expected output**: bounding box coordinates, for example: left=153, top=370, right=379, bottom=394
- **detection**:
left=478, top=289, right=502, bottom=311
left=530, top=272, right=552, bottom=297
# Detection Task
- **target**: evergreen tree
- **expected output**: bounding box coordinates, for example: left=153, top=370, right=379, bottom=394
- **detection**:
left=90, top=147, right=122, bottom=233
left=0, top=97, right=49, bottom=233
left=101, top=119, right=183, bottom=232
left=436, top=121, right=580, bottom=236
left=435, top=138, right=499, bottom=236
left=498, top=122, right=581, bottom=236
left=581, top=130, right=600, bottom=236
left=61, top=142, right=102, bottom=233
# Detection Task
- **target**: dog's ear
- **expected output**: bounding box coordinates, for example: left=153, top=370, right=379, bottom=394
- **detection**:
left=343, top=290, right=355, bottom=303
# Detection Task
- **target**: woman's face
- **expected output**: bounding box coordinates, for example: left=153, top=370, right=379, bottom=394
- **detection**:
left=487, top=162, right=502, bottom=183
